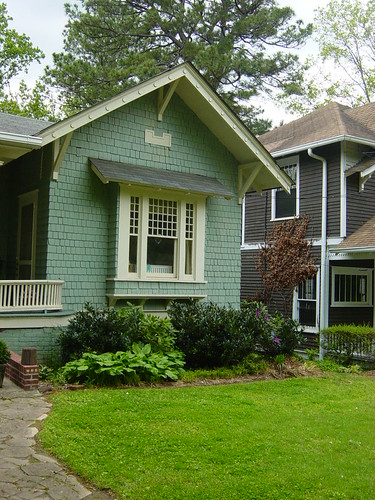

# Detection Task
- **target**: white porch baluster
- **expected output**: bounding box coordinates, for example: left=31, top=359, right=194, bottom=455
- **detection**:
left=0, top=280, right=64, bottom=312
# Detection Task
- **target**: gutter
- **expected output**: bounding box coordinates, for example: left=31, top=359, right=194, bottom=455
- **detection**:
left=269, top=135, right=375, bottom=159
left=330, top=246, right=375, bottom=254
left=0, top=131, right=42, bottom=148
left=308, top=148, right=327, bottom=360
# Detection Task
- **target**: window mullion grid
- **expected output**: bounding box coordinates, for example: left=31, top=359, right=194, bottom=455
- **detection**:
left=139, top=196, right=148, bottom=280
left=177, top=202, right=185, bottom=279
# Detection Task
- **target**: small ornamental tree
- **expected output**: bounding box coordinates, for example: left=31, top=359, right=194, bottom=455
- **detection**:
left=257, top=215, right=317, bottom=315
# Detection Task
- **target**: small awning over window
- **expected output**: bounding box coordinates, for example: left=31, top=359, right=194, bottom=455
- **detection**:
left=90, top=157, right=234, bottom=198
left=345, top=155, right=375, bottom=177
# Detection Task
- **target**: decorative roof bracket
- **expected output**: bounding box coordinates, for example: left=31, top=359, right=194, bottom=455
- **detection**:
left=52, top=132, right=73, bottom=180
left=360, top=164, right=375, bottom=191
left=238, top=163, right=263, bottom=202
left=158, top=80, right=180, bottom=121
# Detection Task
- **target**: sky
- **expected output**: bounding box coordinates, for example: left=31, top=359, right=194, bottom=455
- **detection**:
left=6, top=0, right=332, bottom=124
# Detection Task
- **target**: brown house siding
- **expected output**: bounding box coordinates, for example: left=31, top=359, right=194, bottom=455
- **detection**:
left=241, top=249, right=297, bottom=317
left=299, top=151, right=322, bottom=240
left=325, top=145, right=341, bottom=238
left=346, top=174, right=375, bottom=236
left=241, top=249, right=263, bottom=302
left=243, top=190, right=271, bottom=244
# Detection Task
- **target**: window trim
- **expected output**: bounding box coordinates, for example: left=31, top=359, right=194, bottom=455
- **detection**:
left=331, top=266, right=373, bottom=307
left=294, top=273, right=319, bottom=331
left=271, top=155, right=299, bottom=221
left=118, top=186, right=206, bottom=282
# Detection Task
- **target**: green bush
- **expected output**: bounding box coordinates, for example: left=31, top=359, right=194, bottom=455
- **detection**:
left=0, top=338, right=11, bottom=364
left=321, top=324, right=375, bottom=364
left=60, top=343, right=185, bottom=386
left=168, top=300, right=262, bottom=369
left=257, top=313, right=305, bottom=356
left=58, top=304, right=176, bottom=363
left=237, top=353, right=268, bottom=374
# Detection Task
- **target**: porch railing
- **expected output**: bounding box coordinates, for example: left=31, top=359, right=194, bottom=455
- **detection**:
left=0, top=280, right=64, bottom=312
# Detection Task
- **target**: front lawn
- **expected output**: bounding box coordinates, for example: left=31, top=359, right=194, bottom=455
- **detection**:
left=39, top=374, right=375, bottom=499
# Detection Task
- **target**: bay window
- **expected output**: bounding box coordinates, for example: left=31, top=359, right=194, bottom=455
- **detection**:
left=119, top=187, right=205, bottom=281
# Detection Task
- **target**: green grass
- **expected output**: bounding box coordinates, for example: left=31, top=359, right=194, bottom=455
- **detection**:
left=39, top=374, right=375, bottom=499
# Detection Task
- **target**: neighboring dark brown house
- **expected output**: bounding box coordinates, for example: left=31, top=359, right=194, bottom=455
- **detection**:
left=241, top=101, right=375, bottom=342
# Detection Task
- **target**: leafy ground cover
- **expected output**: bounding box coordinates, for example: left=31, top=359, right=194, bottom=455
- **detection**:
left=39, top=374, right=375, bottom=499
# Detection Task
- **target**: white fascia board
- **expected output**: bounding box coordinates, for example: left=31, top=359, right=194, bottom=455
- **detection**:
left=181, top=66, right=291, bottom=192
left=37, top=63, right=290, bottom=193
left=270, top=135, right=375, bottom=158
left=330, top=246, right=375, bottom=254
left=0, top=131, right=42, bottom=148
left=38, top=65, right=189, bottom=146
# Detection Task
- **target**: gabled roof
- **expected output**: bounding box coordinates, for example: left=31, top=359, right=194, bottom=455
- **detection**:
left=333, top=214, right=375, bottom=253
left=259, top=101, right=375, bottom=156
left=36, top=63, right=291, bottom=194
left=0, top=113, right=54, bottom=136
left=0, top=63, right=291, bottom=194
left=0, top=113, right=53, bottom=164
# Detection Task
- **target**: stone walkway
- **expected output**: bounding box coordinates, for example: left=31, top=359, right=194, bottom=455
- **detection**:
left=0, top=377, right=112, bottom=499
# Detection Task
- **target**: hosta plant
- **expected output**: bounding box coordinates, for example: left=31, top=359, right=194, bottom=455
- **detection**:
left=61, top=343, right=185, bottom=386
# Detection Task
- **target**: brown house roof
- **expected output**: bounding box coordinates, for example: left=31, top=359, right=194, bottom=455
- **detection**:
left=259, top=102, right=375, bottom=154
left=336, top=214, right=375, bottom=250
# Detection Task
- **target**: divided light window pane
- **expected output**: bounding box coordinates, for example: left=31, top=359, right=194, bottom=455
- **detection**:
left=275, top=163, right=297, bottom=219
left=129, top=196, right=139, bottom=273
left=147, top=199, right=177, bottom=274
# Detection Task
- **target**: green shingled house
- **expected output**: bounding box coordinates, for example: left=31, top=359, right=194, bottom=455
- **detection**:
left=0, top=63, right=291, bottom=359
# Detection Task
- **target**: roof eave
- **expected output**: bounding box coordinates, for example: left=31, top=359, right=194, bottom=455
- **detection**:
left=268, top=135, right=375, bottom=158
left=36, top=63, right=289, bottom=193
left=0, top=131, right=42, bottom=165
left=330, top=246, right=375, bottom=254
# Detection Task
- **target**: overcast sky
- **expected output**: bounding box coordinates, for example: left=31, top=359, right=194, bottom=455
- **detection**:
left=6, top=0, right=332, bottom=124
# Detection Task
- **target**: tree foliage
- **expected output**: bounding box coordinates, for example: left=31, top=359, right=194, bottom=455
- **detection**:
left=0, top=2, right=43, bottom=87
left=0, top=80, right=59, bottom=121
left=280, top=0, right=375, bottom=115
left=257, top=216, right=317, bottom=314
left=44, top=0, right=312, bottom=134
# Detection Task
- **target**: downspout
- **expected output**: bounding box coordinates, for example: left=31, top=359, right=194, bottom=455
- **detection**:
left=308, top=148, right=327, bottom=360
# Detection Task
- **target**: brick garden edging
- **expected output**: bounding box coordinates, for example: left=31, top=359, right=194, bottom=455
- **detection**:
left=5, top=350, right=39, bottom=390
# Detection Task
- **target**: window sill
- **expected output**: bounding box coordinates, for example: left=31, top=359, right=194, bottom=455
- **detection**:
left=331, top=303, right=371, bottom=308
left=270, top=215, right=299, bottom=222
left=106, top=293, right=207, bottom=307
left=106, top=277, right=207, bottom=284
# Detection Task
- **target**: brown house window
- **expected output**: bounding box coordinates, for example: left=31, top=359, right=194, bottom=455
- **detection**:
left=272, top=158, right=299, bottom=220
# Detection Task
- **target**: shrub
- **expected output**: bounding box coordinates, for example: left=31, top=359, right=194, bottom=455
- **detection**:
left=257, top=313, right=305, bottom=356
left=168, top=300, right=265, bottom=369
left=237, top=353, right=268, bottom=374
left=0, top=338, right=11, bottom=364
left=58, top=304, right=176, bottom=363
left=321, top=324, right=375, bottom=364
left=122, top=309, right=176, bottom=353
left=61, top=343, right=185, bottom=386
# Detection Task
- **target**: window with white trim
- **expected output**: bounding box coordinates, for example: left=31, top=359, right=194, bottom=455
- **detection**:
left=272, top=156, right=299, bottom=220
left=331, top=267, right=372, bottom=307
left=119, top=187, right=205, bottom=281
left=297, top=276, right=317, bottom=327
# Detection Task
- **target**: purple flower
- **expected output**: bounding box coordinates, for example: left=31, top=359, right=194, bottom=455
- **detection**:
left=273, top=337, right=280, bottom=344
left=256, top=309, right=261, bottom=316
left=265, top=316, right=269, bottom=322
